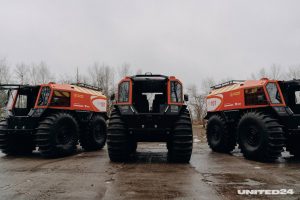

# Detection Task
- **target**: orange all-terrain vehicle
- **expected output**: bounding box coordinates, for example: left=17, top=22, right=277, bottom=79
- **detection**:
left=205, top=78, right=300, bottom=161
left=0, top=83, right=107, bottom=157
left=107, top=73, right=193, bottom=163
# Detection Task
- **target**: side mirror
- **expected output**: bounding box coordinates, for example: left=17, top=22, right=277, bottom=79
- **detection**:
left=184, top=94, right=189, bottom=102
left=110, top=94, right=115, bottom=101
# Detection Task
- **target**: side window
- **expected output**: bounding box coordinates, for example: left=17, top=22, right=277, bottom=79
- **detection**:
left=15, top=95, right=27, bottom=108
left=118, top=81, right=130, bottom=103
left=0, top=90, right=8, bottom=108
left=295, top=91, right=300, bottom=104
left=38, top=87, right=51, bottom=106
left=50, top=90, right=71, bottom=107
left=171, top=81, right=183, bottom=103
left=266, top=83, right=282, bottom=104
left=7, top=90, right=17, bottom=109
left=244, top=87, right=267, bottom=105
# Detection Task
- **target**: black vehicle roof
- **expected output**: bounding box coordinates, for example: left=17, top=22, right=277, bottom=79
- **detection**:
left=130, top=74, right=168, bottom=82
left=280, top=79, right=300, bottom=86
left=0, top=84, right=39, bottom=90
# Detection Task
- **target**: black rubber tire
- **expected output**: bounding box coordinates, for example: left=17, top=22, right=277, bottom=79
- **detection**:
left=206, top=115, right=236, bottom=153
left=80, top=115, right=107, bottom=151
left=237, top=112, right=285, bottom=162
left=130, top=141, right=137, bottom=153
left=0, top=120, right=35, bottom=155
left=286, top=135, right=300, bottom=157
left=36, top=113, right=79, bottom=158
left=107, top=108, right=130, bottom=162
left=168, top=109, right=193, bottom=163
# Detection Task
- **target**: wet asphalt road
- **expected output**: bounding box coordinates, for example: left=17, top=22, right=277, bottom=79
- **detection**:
left=0, top=127, right=299, bottom=200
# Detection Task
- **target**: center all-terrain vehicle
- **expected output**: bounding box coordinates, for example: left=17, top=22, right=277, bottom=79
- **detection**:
left=0, top=83, right=107, bottom=157
left=205, top=78, right=300, bottom=161
left=107, top=73, right=193, bottom=163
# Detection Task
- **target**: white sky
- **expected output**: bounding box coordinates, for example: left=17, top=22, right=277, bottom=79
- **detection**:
left=0, top=0, right=300, bottom=86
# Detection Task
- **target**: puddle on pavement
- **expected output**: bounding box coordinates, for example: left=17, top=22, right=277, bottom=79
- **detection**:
left=202, top=173, right=265, bottom=186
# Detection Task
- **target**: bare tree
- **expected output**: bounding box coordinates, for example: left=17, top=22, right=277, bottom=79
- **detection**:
left=38, top=61, right=53, bottom=84
left=0, top=58, right=11, bottom=84
left=286, top=65, right=300, bottom=79
left=201, top=77, right=215, bottom=94
left=29, top=63, right=39, bottom=85
left=28, top=61, right=53, bottom=85
left=251, top=67, right=268, bottom=79
left=269, top=64, right=282, bottom=79
left=57, top=73, right=75, bottom=84
left=118, top=63, right=132, bottom=79
left=15, top=63, right=29, bottom=84
left=187, top=84, right=206, bottom=124
left=88, top=62, right=115, bottom=96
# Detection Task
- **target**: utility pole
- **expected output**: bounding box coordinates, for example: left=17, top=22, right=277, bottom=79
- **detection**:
left=76, top=67, right=79, bottom=84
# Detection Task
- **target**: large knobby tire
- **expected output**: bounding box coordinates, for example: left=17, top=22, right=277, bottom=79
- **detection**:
left=36, top=113, right=79, bottom=158
left=107, top=109, right=130, bottom=162
left=237, top=112, right=285, bottom=162
left=0, top=120, right=35, bottom=155
left=206, top=115, right=236, bottom=153
left=80, top=115, right=107, bottom=151
left=286, top=135, right=300, bottom=158
left=168, top=109, right=193, bottom=163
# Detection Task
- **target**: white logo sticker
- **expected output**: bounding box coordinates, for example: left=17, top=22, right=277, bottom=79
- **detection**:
left=207, top=97, right=222, bottom=112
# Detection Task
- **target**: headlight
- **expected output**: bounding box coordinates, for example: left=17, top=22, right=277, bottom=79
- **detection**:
left=118, top=105, right=134, bottom=114
left=170, top=105, right=179, bottom=113
left=28, top=108, right=45, bottom=117
left=273, top=106, right=289, bottom=114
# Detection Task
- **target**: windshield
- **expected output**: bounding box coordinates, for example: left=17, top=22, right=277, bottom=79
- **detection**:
left=38, top=86, right=51, bottom=106
left=118, top=81, right=130, bottom=103
left=170, top=81, right=183, bottom=103
left=266, top=83, right=282, bottom=104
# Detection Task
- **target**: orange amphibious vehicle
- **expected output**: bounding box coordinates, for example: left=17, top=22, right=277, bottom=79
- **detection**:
left=205, top=78, right=300, bottom=161
left=0, top=82, right=107, bottom=157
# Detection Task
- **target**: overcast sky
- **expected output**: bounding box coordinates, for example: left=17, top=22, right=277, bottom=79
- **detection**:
left=0, top=0, right=300, bottom=86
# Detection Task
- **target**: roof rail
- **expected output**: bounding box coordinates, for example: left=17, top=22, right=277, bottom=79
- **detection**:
left=211, top=80, right=245, bottom=89
left=0, top=84, right=32, bottom=89
left=131, top=74, right=168, bottom=78
left=71, top=83, right=102, bottom=91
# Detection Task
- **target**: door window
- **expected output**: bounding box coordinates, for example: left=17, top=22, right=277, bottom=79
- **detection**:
left=15, top=95, right=27, bottom=108
left=266, top=83, right=282, bottom=104
left=295, top=91, right=300, bottom=104
left=118, top=81, right=130, bottom=103
left=244, top=87, right=267, bottom=105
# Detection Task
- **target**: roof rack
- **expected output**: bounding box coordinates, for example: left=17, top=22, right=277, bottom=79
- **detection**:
left=132, top=73, right=168, bottom=78
left=71, top=83, right=102, bottom=91
left=0, top=84, right=32, bottom=89
left=211, top=80, right=245, bottom=89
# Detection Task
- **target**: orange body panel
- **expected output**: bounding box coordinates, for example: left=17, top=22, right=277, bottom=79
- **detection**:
left=34, top=83, right=107, bottom=113
left=207, top=79, right=286, bottom=112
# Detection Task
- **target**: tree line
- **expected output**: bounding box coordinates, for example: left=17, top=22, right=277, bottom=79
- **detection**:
left=0, top=57, right=299, bottom=123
